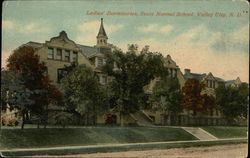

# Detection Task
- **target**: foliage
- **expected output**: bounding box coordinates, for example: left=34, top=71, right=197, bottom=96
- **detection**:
left=5, top=45, right=62, bottom=129
left=150, top=77, right=183, bottom=114
left=102, top=45, right=168, bottom=115
left=60, top=64, right=108, bottom=125
left=54, top=112, right=73, bottom=128
left=1, top=69, right=34, bottom=112
left=216, top=83, right=248, bottom=120
left=182, top=78, right=215, bottom=113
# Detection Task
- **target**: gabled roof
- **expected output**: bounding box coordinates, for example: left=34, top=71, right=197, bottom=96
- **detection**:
left=184, top=73, right=207, bottom=81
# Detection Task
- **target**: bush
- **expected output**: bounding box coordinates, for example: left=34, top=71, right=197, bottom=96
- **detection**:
left=1, top=118, right=6, bottom=126
left=8, top=118, right=18, bottom=126
left=54, top=112, right=73, bottom=128
left=104, top=113, right=117, bottom=125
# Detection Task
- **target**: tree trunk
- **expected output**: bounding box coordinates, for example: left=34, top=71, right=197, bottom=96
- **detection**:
left=21, top=111, right=25, bottom=130
left=85, top=114, right=88, bottom=125
left=120, top=111, right=124, bottom=126
left=44, top=103, right=49, bottom=129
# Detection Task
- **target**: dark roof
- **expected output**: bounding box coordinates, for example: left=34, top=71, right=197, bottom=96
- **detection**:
left=97, top=18, right=107, bottom=37
left=184, top=73, right=206, bottom=81
left=215, top=77, right=225, bottom=82
left=25, top=41, right=43, bottom=48
left=77, top=44, right=100, bottom=58
left=225, top=80, right=235, bottom=86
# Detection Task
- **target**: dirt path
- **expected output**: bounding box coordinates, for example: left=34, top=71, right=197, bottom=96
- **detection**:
left=56, top=143, right=247, bottom=158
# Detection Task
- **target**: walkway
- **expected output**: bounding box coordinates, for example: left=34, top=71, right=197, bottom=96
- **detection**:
left=182, top=127, right=218, bottom=140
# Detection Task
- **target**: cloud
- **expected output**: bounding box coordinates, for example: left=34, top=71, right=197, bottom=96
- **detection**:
left=2, top=20, right=51, bottom=33
left=19, top=22, right=51, bottom=33
left=118, top=24, right=249, bottom=82
left=76, top=20, right=124, bottom=45
left=212, top=24, right=249, bottom=53
left=2, top=20, right=14, bottom=30
left=137, top=24, right=173, bottom=35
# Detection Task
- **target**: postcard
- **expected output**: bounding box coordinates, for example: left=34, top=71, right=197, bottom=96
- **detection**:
left=1, top=0, right=248, bottom=157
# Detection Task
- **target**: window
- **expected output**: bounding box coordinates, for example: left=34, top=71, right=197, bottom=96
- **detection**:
left=57, top=68, right=67, bottom=83
left=72, top=51, right=78, bottom=63
left=48, top=47, right=54, bottom=59
left=56, top=49, right=62, bottom=60
left=97, top=57, right=103, bottom=67
left=64, top=50, right=70, bottom=62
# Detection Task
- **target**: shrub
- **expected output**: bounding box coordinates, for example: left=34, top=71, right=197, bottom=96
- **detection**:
left=8, top=118, right=18, bottom=126
left=1, top=118, right=6, bottom=126
left=54, top=112, right=73, bottom=128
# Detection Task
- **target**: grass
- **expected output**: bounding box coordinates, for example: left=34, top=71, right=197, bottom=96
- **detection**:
left=201, top=126, right=248, bottom=138
left=0, top=126, right=197, bottom=149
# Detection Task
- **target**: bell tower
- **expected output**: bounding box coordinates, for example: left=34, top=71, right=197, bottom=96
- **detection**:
left=96, top=18, right=108, bottom=47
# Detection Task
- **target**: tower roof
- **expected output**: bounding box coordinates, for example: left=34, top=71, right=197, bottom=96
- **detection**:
left=97, top=18, right=107, bottom=38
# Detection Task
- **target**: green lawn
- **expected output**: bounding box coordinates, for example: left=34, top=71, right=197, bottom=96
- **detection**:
left=201, top=126, right=248, bottom=138
left=0, top=126, right=197, bottom=149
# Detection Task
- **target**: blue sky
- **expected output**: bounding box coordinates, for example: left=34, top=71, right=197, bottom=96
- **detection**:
left=2, top=0, right=249, bottom=82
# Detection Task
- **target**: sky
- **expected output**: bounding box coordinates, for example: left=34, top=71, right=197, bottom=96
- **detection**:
left=2, top=0, right=249, bottom=82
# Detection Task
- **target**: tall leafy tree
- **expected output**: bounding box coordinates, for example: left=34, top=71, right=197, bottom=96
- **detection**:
left=60, top=64, right=108, bottom=125
left=216, top=83, right=248, bottom=123
left=1, top=70, right=34, bottom=129
left=182, top=78, right=215, bottom=114
left=6, top=45, right=62, bottom=129
left=102, top=45, right=168, bottom=126
left=150, top=77, right=183, bottom=124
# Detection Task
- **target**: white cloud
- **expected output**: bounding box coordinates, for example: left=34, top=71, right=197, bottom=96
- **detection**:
left=231, top=25, right=249, bottom=43
left=76, top=20, right=124, bottom=45
left=19, top=22, right=51, bottom=33
left=118, top=24, right=249, bottom=82
left=2, top=20, right=14, bottom=30
left=2, top=20, right=51, bottom=33
left=138, top=24, right=173, bottom=35
left=159, top=25, right=174, bottom=34
left=139, top=24, right=158, bottom=32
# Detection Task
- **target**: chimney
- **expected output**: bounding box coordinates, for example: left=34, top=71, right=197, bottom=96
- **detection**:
left=184, top=69, right=191, bottom=75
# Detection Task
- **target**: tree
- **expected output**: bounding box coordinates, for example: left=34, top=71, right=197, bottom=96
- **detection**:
left=6, top=45, right=62, bottom=129
left=102, top=45, right=168, bottom=126
left=1, top=70, right=34, bottom=129
left=60, top=64, right=108, bottom=125
left=150, top=77, right=183, bottom=124
left=182, top=79, right=215, bottom=114
left=216, top=83, right=248, bottom=124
